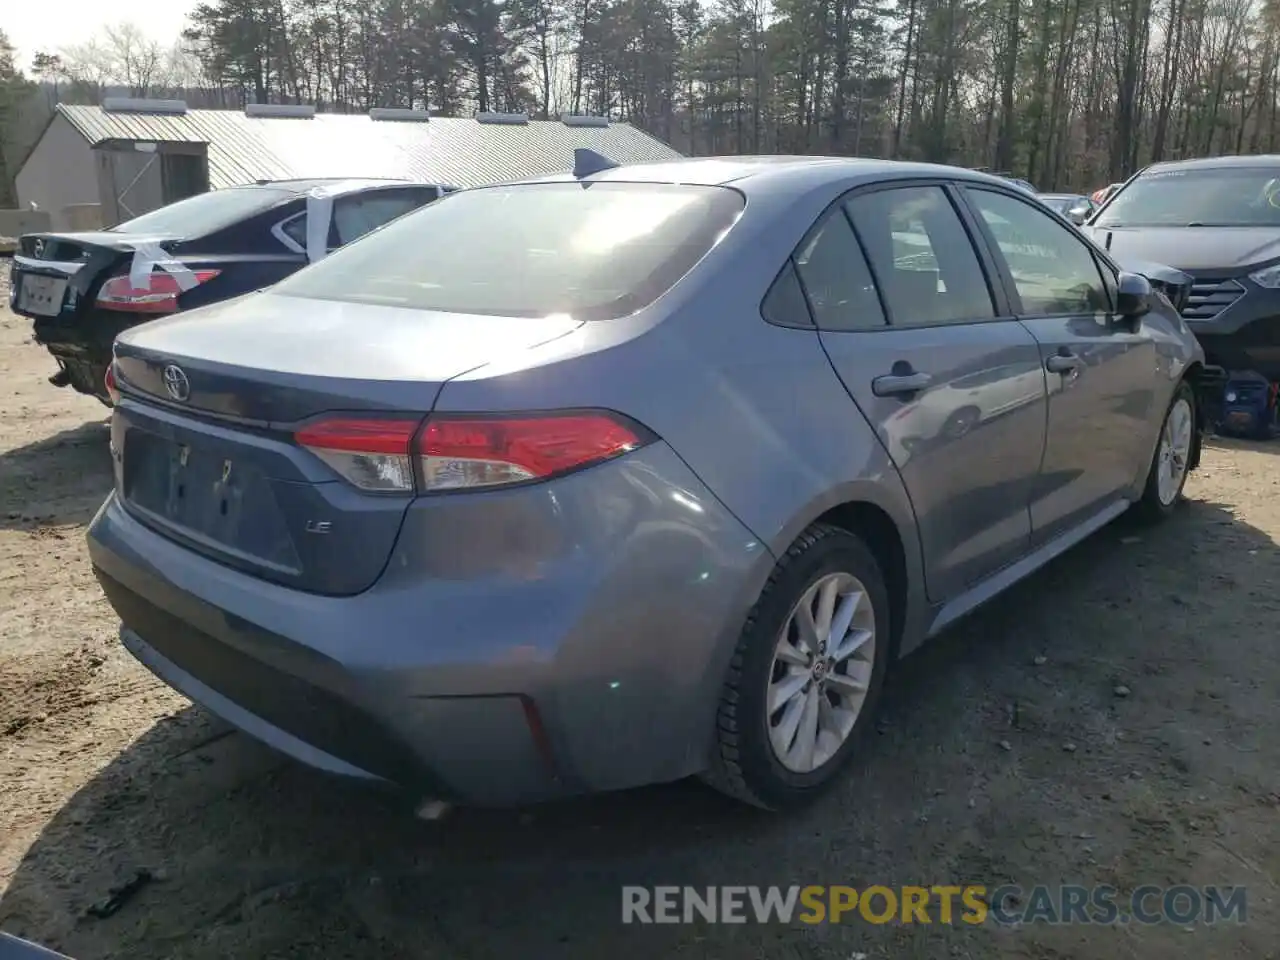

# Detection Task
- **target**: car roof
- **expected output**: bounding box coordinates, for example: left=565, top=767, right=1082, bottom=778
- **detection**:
left=1142, top=155, right=1280, bottom=174
left=244, top=177, right=446, bottom=196
left=516, top=155, right=1022, bottom=193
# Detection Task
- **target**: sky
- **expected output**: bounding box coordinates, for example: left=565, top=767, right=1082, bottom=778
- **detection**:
left=7, top=1, right=200, bottom=70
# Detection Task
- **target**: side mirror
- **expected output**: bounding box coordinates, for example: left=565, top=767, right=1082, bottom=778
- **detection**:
left=1116, top=271, right=1152, bottom=318
left=1067, top=205, right=1090, bottom=225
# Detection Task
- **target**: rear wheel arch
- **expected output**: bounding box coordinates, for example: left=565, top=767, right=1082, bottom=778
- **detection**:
left=764, top=483, right=924, bottom=658
left=811, top=500, right=908, bottom=660
left=702, top=521, right=893, bottom=808
left=693, top=488, right=920, bottom=775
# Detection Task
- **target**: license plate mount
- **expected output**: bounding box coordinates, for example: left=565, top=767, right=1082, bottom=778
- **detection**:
left=125, top=435, right=249, bottom=539
left=18, top=274, right=68, bottom=317
left=166, top=442, right=244, bottom=532
left=121, top=430, right=300, bottom=571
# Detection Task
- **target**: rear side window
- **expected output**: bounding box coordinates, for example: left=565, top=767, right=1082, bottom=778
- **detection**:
left=332, top=189, right=435, bottom=245
left=277, top=189, right=436, bottom=252
left=762, top=262, right=812, bottom=327
left=273, top=182, right=745, bottom=321
left=279, top=213, right=308, bottom=249
left=845, top=186, right=995, bottom=326
left=792, top=212, right=885, bottom=331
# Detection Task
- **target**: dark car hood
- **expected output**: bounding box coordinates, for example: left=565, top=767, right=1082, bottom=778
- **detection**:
left=1082, top=225, right=1280, bottom=273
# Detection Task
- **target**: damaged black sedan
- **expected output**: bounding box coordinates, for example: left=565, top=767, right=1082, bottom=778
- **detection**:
left=8, top=178, right=450, bottom=405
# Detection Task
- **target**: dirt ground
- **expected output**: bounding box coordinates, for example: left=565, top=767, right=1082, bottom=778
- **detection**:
left=0, top=277, right=1277, bottom=960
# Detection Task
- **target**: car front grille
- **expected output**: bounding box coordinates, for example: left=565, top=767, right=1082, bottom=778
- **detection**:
left=1181, top=278, right=1245, bottom=321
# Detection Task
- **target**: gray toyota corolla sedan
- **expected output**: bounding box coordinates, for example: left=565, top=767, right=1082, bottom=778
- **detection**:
left=87, top=155, right=1206, bottom=811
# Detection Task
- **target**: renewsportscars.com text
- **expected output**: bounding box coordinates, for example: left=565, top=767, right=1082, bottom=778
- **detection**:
left=621, top=884, right=1247, bottom=926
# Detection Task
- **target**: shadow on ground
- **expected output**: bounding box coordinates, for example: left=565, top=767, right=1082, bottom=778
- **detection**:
left=0, top=421, right=112, bottom=532
left=3, top=496, right=1278, bottom=960
left=1205, top=433, right=1280, bottom=458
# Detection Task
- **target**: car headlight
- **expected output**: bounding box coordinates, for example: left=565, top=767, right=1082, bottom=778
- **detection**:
left=1249, top=264, right=1280, bottom=288
left=1226, top=391, right=1238, bottom=403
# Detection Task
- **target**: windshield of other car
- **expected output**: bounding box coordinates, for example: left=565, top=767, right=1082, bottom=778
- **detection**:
left=272, top=181, right=746, bottom=320
left=110, top=186, right=296, bottom=236
left=1095, top=166, right=1280, bottom=227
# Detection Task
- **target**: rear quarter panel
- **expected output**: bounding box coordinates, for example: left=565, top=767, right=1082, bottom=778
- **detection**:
left=175, top=256, right=307, bottom=310
left=433, top=173, right=931, bottom=659
left=174, top=198, right=309, bottom=304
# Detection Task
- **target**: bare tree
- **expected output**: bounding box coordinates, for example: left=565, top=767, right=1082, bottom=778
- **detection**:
left=15, top=0, right=1280, bottom=194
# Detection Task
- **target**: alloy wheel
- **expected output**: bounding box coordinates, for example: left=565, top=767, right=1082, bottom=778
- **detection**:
left=766, top=571, right=877, bottom=774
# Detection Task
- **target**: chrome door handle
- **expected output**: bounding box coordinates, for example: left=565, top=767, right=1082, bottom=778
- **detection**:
left=1045, top=354, right=1083, bottom=374
left=872, top=371, right=933, bottom=396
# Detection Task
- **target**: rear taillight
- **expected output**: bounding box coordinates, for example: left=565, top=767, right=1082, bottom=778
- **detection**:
left=418, top=414, right=648, bottom=491
left=294, top=411, right=652, bottom=494
left=293, top=418, right=419, bottom=492
left=96, top=269, right=221, bottom=314
left=104, top=362, right=121, bottom=405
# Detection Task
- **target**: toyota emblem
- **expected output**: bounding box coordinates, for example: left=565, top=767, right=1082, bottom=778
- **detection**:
left=162, top=364, right=191, bottom=402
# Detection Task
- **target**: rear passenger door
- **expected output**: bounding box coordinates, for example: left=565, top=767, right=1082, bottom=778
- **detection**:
left=961, top=187, right=1158, bottom=546
left=789, top=182, right=1048, bottom=602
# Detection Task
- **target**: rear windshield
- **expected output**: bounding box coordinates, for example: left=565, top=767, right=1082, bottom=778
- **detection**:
left=111, top=186, right=294, bottom=236
left=271, top=181, right=746, bottom=320
left=1096, top=166, right=1280, bottom=227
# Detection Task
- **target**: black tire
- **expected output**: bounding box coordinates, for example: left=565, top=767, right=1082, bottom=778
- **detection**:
left=702, top=523, right=891, bottom=810
left=1134, top=380, right=1196, bottom=523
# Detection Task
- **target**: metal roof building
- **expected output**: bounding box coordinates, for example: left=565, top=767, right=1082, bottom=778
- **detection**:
left=15, top=100, right=682, bottom=230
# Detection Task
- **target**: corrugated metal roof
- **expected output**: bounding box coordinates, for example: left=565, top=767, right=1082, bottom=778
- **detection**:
left=56, top=105, right=683, bottom=189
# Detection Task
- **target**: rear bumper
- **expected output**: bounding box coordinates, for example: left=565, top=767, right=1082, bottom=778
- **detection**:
left=101, top=574, right=457, bottom=795
left=45, top=350, right=110, bottom=402
left=29, top=307, right=132, bottom=350
left=87, top=442, right=771, bottom=806
left=26, top=308, right=125, bottom=401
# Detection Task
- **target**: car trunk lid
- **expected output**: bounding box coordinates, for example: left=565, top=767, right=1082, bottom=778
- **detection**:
left=13, top=230, right=183, bottom=322
left=110, top=292, right=584, bottom=595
